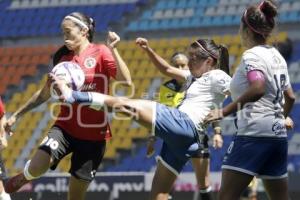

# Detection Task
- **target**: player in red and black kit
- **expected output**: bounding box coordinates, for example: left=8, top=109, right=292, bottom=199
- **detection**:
left=4, top=12, right=132, bottom=200
left=0, top=98, right=11, bottom=200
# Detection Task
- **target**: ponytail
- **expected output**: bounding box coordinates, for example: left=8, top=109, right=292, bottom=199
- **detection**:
left=53, top=45, right=70, bottom=66
left=88, top=17, right=95, bottom=42
left=218, top=45, right=230, bottom=75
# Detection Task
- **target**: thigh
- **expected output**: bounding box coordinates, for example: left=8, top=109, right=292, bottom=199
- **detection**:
left=155, top=103, right=197, bottom=147
left=108, top=97, right=154, bottom=129
left=262, top=178, right=289, bottom=200
left=150, top=161, right=177, bottom=200
left=38, top=126, right=72, bottom=170
left=70, top=140, right=106, bottom=182
left=219, top=169, right=254, bottom=200
left=68, top=175, right=89, bottom=200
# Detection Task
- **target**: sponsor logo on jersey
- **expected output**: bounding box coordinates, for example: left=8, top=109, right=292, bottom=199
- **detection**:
left=245, top=64, right=255, bottom=72
left=84, top=57, right=97, bottom=68
left=81, top=83, right=97, bottom=91
left=272, top=121, right=286, bottom=135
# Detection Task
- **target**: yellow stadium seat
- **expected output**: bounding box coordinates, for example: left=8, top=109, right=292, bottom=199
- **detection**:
left=104, top=147, right=117, bottom=159
left=212, top=35, right=222, bottom=44
left=229, top=45, right=241, bottom=56
left=115, top=137, right=132, bottom=150
left=222, top=34, right=233, bottom=45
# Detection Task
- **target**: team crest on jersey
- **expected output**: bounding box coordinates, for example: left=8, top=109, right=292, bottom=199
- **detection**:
left=84, top=57, right=96, bottom=68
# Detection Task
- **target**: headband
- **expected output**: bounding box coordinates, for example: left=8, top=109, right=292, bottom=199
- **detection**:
left=64, top=16, right=89, bottom=30
left=194, top=40, right=218, bottom=59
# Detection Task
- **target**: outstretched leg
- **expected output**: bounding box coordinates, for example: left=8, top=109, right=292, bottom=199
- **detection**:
left=53, top=77, right=156, bottom=130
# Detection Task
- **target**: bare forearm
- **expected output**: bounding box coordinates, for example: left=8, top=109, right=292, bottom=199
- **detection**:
left=283, top=97, right=295, bottom=118
left=112, top=48, right=132, bottom=86
left=145, top=47, right=172, bottom=74
left=223, top=86, right=264, bottom=117
left=283, top=88, right=295, bottom=117
left=13, top=89, right=49, bottom=118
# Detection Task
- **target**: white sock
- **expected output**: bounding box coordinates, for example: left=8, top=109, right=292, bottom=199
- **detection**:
left=23, top=160, right=39, bottom=181
left=90, top=92, right=105, bottom=107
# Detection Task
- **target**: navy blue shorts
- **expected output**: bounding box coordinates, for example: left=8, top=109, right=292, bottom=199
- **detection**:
left=222, top=136, right=288, bottom=179
left=153, top=103, right=206, bottom=175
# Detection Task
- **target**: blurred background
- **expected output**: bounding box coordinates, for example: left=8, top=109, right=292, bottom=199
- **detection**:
left=0, top=0, right=299, bottom=199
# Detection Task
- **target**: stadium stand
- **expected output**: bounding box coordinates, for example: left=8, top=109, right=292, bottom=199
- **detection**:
left=0, top=0, right=146, bottom=37
left=126, top=0, right=300, bottom=31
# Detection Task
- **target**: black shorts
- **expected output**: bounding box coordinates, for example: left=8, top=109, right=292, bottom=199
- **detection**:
left=192, top=134, right=210, bottom=159
left=39, top=126, right=106, bottom=182
left=0, top=154, right=7, bottom=180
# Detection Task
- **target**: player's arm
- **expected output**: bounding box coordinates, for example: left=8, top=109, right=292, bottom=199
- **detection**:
left=0, top=98, right=7, bottom=137
left=212, top=121, right=223, bottom=148
left=146, top=136, right=156, bottom=158
left=0, top=115, right=8, bottom=149
left=0, top=99, right=8, bottom=148
left=224, top=77, right=265, bottom=117
left=283, top=87, right=295, bottom=118
left=106, top=31, right=132, bottom=87
left=6, top=79, right=51, bottom=130
left=136, top=37, right=187, bottom=82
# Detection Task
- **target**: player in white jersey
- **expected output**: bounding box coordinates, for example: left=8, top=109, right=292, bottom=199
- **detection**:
left=136, top=38, right=224, bottom=200
left=204, top=1, right=295, bottom=200
left=51, top=38, right=231, bottom=200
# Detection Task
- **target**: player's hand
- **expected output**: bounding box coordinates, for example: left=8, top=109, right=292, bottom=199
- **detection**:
left=146, top=137, right=156, bottom=158
left=136, top=37, right=149, bottom=50
left=48, top=73, right=74, bottom=103
left=106, top=31, right=120, bottom=49
left=203, top=109, right=223, bottom=125
left=212, top=134, right=223, bottom=149
left=285, top=116, right=294, bottom=130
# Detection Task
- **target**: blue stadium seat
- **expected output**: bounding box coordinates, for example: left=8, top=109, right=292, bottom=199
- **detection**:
left=0, top=1, right=143, bottom=37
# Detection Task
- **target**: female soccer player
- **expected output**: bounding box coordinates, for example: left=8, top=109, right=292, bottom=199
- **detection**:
left=136, top=37, right=223, bottom=200
left=4, top=12, right=132, bottom=200
left=0, top=98, right=11, bottom=200
left=204, top=1, right=295, bottom=200
left=51, top=38, right=231, bottom=200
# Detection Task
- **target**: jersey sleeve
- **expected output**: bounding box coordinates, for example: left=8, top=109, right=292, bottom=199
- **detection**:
left=0, top=98, right=5, bottom=118
left=211, top=71, right=232, bottom=94
left=242, top=51, right=267, bottom=75
left=100, top=45, right=117, bottom=79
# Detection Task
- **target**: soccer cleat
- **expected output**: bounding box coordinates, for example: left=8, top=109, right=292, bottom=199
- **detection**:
left=4, top=173, right=30, bottom=194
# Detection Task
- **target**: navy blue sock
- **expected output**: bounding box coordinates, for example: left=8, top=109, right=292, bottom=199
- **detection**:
left=71, top=91, right=91, bottom=103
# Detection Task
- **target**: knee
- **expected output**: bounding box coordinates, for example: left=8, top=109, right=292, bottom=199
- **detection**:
left=27, top=160, right=48, bottom=178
